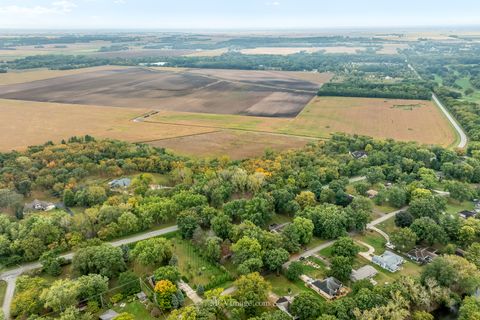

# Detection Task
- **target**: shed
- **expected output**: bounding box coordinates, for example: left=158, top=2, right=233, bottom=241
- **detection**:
left=99, top=309, right=119, bottom=320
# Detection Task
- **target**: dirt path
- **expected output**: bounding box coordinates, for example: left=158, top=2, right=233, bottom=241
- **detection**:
left=178, top=281, right=203, bottom=304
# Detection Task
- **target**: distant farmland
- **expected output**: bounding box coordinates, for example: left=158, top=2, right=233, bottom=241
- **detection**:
left=0, top=67, right=329, bottom=118
left=0, top=67, right=456, bottom=158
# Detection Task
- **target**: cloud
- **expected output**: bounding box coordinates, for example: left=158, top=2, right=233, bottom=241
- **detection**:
left=266, top=1, right=281, bottom=6
left=0, top=1, right=77, bottom=16
left=113, top=0, right=127, bottom=4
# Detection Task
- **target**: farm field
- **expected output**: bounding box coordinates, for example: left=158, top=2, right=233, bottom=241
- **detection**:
left=0, top=67, right=326, bottom=117
left=146, top=96, right=457, bottom=146
left=148, top=130, right=311, bottom=160
left=0, top=98, right=214, bottom=151
left=240, top=46, right=366, bottom=55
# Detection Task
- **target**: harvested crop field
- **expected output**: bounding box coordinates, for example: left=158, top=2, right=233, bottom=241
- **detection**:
left=0, top=99, right=214, bottom=151
left=285, top=97, right=457, bottom=146
left=0, top=67, right=328, bottom=118
left=146, top=96, right=457, bottom=146
left=147, top=130, right=311, bottom=160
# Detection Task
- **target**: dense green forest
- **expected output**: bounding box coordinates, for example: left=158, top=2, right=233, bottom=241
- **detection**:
left=318, top=80, right=432, bottom=100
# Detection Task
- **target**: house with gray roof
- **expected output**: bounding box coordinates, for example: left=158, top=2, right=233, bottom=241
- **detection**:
left=108, top=178, right=131, bottom=189
left=372, top=251, right=404, bottom=272
left=351, top=265, right=378, bottom=282
left=310, top=277, right=343, bottom=300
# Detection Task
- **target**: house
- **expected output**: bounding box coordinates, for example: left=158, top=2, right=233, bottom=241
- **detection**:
left=275, top=296, right=296, bottom=318
left=309, top=277, right=344, bottom=300
left=366, top=189, right=379, bottom=199
left=372, top=251, right=404, bottom=272
left=351, top=265, right=378, bottom=282
left=99, top=309, right=119, bottom=320
left=407, top=247, right=438, bottom=264
left=108, top=178, right=131, bottom=189
left=350, top=151, right=368, bottom=160
left=458, top=210, right=476, bottom=219
left=24, top=199, right=56, bottom=212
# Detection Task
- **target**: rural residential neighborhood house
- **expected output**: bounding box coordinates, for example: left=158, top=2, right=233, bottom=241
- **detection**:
left=351, top=265, right=378, bottom=282
left=108, top=178, right=131, bottom=189
left=350, top=150, right=368, bottom=159
left=406, top=247, right=438, bottom=264
left=275, top=296, right=296, bottom=319
left=24, top=199, right=56, bottom=212
left=458, top=210, right=476, bottom=219
left=372, top=251, right=404, bottom=272
left=302, top=275, right=345, bottom=300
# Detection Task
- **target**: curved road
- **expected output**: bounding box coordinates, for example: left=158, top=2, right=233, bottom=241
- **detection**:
left=432, top=93, right=468, bottom=148
left=0, top=225, right=178, bottom=319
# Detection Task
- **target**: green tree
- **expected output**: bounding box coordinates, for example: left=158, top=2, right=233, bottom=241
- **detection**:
left=63, top=189, right=75, bottom=207
left=390, top=228, right=418, bottom=252
left=410, top=217, right=447, bottom=245
left=458, top=296, right=480, bottom=320
left=154, top=265, right=181, bottom=283
left=286, top=261, right=304, bottom=281
left=291, top=292, right=323, bottom=320
left=263, top=248, right=289, bottom=274
left=41, top=279, right=79, bottom=312
left=76, top=274, right=109, bottom=303
left=331, top=237, right=359, bottom=260
left=465, top=243, right=480, bottom=269
left=412, top=311, right=434, bottom=320
left=329, top=256, right=353, bottom=282
left=40, top=250, right=63, bottom=276
left=177, top=209, right=200, bottom=239
left=388, top=186, right=407, bottom=208
left=131, top=237, right=173, bottom=266
left=234, top=272, right=271, bottom=316
left=292, top=217, right=314, bottom=245
left=295, top=191, right=317, bottom=209
left=72, top=244, right=126, bottom=278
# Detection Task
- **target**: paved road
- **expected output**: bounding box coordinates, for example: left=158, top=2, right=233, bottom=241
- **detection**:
left=432, top=93, right=468, bottom=148
left=0, top=225, right=178, bottom=319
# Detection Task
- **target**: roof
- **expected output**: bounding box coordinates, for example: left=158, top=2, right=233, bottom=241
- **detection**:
left=108, top=178, right=131, bottom=188
left=373, top=251, right=404, bottom=268
left=407, top=247, right=437, bottom=262
left=351, top=265, right=378, bottom=281
left=313, top=277, right=342, bottom=296
left=459, top=210, right=476, bottom=218
left=99, top=309, right=119, bottom=320
left=351, top=150, right=368, bottom=159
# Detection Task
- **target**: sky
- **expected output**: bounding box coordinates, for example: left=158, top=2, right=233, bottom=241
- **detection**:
left=0, top=0, right=479, bottom=30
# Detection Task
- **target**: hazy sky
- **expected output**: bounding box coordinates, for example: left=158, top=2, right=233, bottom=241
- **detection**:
left=0, top=0, right=479, bottom=29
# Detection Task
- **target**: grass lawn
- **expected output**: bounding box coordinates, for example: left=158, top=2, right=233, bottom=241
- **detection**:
left=113, top=300, right=158, bottom=320
left=171, top=237, right=231, bottom=289
left=305, top=237, right=328, bottom=250
left=377, top=216, right=397, bottom=234
left=445, top=199, right=475, bottom=215
left=265, top=274, right=316, bottom=297
left=354, top=231, right=386, bottom=255
left=0, top=280, right=6, bottom=306
left=269, top=214, right=293, bottom=225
